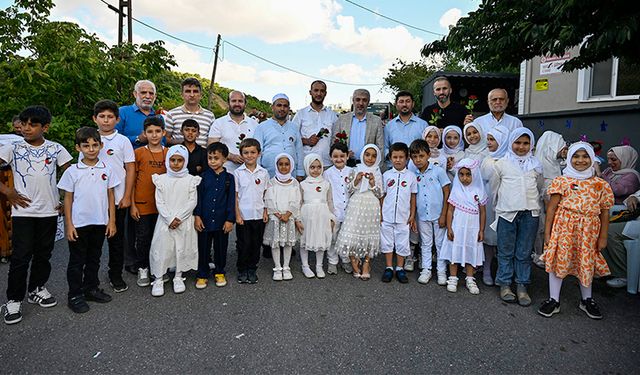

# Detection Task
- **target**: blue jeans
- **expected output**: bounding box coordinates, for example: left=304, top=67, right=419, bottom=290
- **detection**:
left=496, top=211, right=538, bottom=286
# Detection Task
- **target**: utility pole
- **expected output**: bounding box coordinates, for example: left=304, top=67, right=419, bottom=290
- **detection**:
left=208, top=34, right=222, bottom=111
left=117, top=0, right=133, bottom=45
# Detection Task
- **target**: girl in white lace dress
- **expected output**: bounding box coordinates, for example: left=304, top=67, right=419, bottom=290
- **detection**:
left=335, top=144, right=383, bottom=280
left=297, top=153, right=336, bottom=279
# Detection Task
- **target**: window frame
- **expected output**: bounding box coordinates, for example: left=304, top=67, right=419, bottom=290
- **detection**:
left=576, top=57, right=640, bottom=102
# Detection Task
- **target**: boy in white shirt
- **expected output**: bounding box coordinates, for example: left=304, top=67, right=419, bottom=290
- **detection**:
left=323, top=142, right=354, bottom=274
left=0, top=106, right=72, bottom=325
left=381, top=142, right=417, bottom=284
left=233, top=138, right=269, bottom=284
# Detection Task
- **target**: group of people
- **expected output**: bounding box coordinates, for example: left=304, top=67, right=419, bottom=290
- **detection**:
left=1, top=75, right=638, bottom=326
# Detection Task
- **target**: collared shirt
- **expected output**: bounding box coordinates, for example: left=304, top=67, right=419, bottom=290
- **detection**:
left=185, top=143, right=207, bottom=176
left=208, top=113, right=259, bottom=173
left=292, top=105, right=338, bottom=167
left=165, top=105, right=215, bottom=147
left=57, top=160, right=121, bottom=228
left=410, top=162, right=450, bottom=222
left=253, top=118, right=304, bottom=177
left=382, top=168, right=418, bottom=224
left=492, top=158, right=542, bottom=224
left=233, top=164, right=269, bottom=220
left=194, top=168, right=236, bottom=231
left=88, top=130, right=134, bottom=205
left=323, top=165, right=354, bottom=222
left=474, top=112, right=523, bottom=135
left=419, top=102, right=468, bottom=130
left=384, top=114, right=427, bottom=160
left=115, top=103, right=156, bottom=148
left=348, top=115, right=368, bottom=161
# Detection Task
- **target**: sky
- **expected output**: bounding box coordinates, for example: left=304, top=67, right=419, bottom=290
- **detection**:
left=2, top=0, right=481, bottom=110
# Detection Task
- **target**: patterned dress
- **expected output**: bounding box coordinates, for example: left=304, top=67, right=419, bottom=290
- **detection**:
left=541, top=176, right=614, bottom=286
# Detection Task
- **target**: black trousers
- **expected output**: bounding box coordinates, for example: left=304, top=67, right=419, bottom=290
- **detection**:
left=198, top=230, right=228, bottom=278
left=236, top=220, right=265, bottom=272
left=135, top=214, right=158, bottom=269
left=67, top=225, right=106, bottom=298
left=6, top=216, right=57, bottom=301
left=123, top=208, right=137, bottom=268
left=106, top=207, right=126, bottom=279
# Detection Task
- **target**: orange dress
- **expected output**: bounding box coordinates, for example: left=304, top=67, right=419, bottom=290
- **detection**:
left=542, top=176, right=614, bottom=286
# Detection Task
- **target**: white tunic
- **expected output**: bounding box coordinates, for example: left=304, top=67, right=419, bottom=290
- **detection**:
left=299, top=179, right=336, bottom=252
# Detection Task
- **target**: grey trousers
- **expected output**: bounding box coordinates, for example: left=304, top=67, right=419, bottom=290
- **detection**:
left=601, top=222, right=631, bottom=278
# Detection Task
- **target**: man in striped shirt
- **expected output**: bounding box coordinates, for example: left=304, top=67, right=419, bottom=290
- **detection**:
left=165, top=77, right=215, bottom=147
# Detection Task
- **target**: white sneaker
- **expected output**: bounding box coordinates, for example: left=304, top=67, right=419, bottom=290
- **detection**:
left=466, top=277, right=480, bottom=295
left=272, top=268, right=283, bottom=281
left=173, top=277, right=186, bottom=294
left=137, top=268, right=150, bottom=287
left=418, top=270, right=432, bottom=284
left=437, top=271, right=447, bottom=286
left=404, top=256, right=415, bottom=272
left=282, top=267, right=293, bottom=280
left=446, top=276, right=458, bottom=293
left=151, top=279, right=164, bottom=297
left=302, top=266, right=315, bottom=279
left=316, top=266, right=326, bottom=279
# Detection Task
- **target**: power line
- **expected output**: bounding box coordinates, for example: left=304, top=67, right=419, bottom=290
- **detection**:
left=343, top=0, right=445, bottom=36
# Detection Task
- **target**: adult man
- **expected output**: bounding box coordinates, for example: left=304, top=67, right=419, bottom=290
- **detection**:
left=254, top=93, right=304, bottom=178
left=419, top=76, right=472, bottom=130
left=473, top=88, right=523, bottom=135
left=333, top=89, right=384, bottom=168
left=603, top=191, right=640, bottom=289
left=208, top=90, right=259, bottom=173
left=116, top=80, right=157, bottom=148
left=384, top=91, right=427, bottom=166
left=165, top=77, right=215, bottom=147
left=292, top=80, right=338, bottom=168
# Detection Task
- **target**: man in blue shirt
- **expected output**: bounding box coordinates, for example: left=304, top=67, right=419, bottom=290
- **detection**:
left=384, top=90, right=427, bottom=168
left=115, top=80, right=157, bottom=149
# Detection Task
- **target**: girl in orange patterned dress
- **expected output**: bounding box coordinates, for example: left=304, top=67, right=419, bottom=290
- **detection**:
left=538, top=142, right=614, bottom=320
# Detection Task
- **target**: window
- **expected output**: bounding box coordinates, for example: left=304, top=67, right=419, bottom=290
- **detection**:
left=577, top=57, right=640, bottom=101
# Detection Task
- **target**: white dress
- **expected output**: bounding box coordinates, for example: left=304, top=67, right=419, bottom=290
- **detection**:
left=480, top=157, right=499, bottom=246
left=299, top=179, right=336, bottom=252
left=263, top=177, right=301, bottom=248
left=335, top=170, right=383, bottom=258
left=149, top=174, right=201, bottom=278
left=440, top=208, right=485, bottom=267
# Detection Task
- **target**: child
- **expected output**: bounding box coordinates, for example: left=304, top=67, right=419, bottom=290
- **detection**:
left=440, top=158, right=487, bottom=294
left=323, top=142, right=354, bottom=274
left=335, top=144, right=383, bottom=280
left=181, top=118, right=207, bottom=176
left=297, top=153, right=336, bottom=279
left=442, top=125, right=465, bottom=180
left=90, top=99, right=135, bottom=293
left=131, top=116, right=167, bottom=288
left=58, top=127, right=120, bottom=312
left=149, top=145, right=201, bottom=296
left=422, top=126, right=446, bottom=169
left=380, top=142, right=417, bottom=283
left=491, top=128, right=543, bottom=306
left=194, top=142, right=235, bottom=288
left=408, top=139, right=451, bottom=285
left=233, top=138, right=269, bottom=284
left=538, top=142, right=614, bottom=319
left=463, top=123, right=489, bottom=161
left=264, top=153, right=301, bottom=281
left=0, top=106, right=72, bottom=325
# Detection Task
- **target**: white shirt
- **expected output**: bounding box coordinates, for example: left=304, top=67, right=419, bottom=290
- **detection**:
left=0, top=139, right=72, bottom=217
left=233, top=163, right=270, bottom=220
left=323, top=165, right=353, bottom=222
left=491, top=158, right=542, bottom=225
left=57, top=160, right=121, bottom=227
left=382, top=168, right=418, bottom=224
left=292, top=105, right=338, bottom=167
left=474, top=112, right=523, bottom=135
left=209, top=113, right=260, bottom=173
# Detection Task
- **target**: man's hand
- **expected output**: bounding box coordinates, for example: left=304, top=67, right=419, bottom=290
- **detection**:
left=627, top=196, right=639, bottom=211
left=6, top=188, right=31, bottom=209
left=306, top=135, right=320, bottom=147
left=463, top=114, right=474, bottom=125
left=228, top=153, right=244, bottom=164
left=137, top=132, right=147, bottom=143
left=194, top=216, right=204, bottom=232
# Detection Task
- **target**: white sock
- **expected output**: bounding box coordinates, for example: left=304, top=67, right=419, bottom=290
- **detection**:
left=175, top=271, right=182, bottom=279
left=272, top=247, right=282, bottom=269
left=548, top=272, right=563, bottom=301
left=283, top=246, right=292, bottom=268
left=579, top=283, right=592, bottom=300
left=300, top=248, right=309, bottom=268
left=315, top=251, right=325, bottom=268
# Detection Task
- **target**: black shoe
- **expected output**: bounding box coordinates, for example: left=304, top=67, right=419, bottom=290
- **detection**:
left=381, top=268, right=394, bottom=283
left=237, top=271, right=248, bottom=284
left=68, top=296, right=90, bottom=314
left=84, top=288, right=112, bottom=303
left=538, top=298, right=561, bottom=318
left=109, top=276, right=129, bottom=293
left=3, top=300, right=22, bottom=324
left=579, top=298, right=603, bottom=320
left=124, top=265, right=138, bottom=275
left=396, top=269, right=409, bottom=284
left=247, top=269, right=258, bottom=284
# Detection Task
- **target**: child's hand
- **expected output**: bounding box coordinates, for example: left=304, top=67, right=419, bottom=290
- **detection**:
left=477, top=230, right=484, bottom=242
left=130, top=205, right=140, bottom=221
left=223, top=221, right=233, bottom=234
left=447, top=229, right=454, bottom=241
left=56, top=202, right=64, bottom=214
left=597, top=237, right=607, bottom=251
left=447, top=157, right=454, bottom=170
left=409, top=218, right=417, bottom=233
left=194, top=216, right=204, bottom=232
left=66, top=224, right=78, bottom=242
left=169, top=218, right=181, bottom=229
left=6, top=188, right=31, bottom=209
left=368, top=174, right=375, bottom=187
left=295, top=221, right=304, bottom=233
left=354, top=172, right=364, bottom=186
left=438, top=214, right=446, bottom=228
left=106, top=222, right=117, bottom=238
left=118, top=195, right=131, bottom=209
left=274, top=212, right=282, bottom=220
left=281, top=212, right=292, bottom=223
left=263, top=211, right=269, bottom=223
left=236, top=216, right=244, bottom=226
left=544, top=232, right=550, bottom=247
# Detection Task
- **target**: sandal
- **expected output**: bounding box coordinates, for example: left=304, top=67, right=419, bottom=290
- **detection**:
left=351, top=257, right=361, bottom=279
left=360, top=258, right=371, bottom=281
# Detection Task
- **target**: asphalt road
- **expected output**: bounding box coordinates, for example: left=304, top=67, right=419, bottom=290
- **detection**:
left=1, top=236, right=639, bottom=374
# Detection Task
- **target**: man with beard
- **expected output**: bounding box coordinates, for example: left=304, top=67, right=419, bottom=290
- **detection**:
left=333, top=88, right=384, bottom=168
left=473, top=88, right=523, bottom=135
left=116, top=80, right=158, bottom=149
left=384, top=91, right=427, bottom=168
left=165, top=77, right=215, bottom=148
left=208, top=90, right=259, bottom=173
left=419, top=76, right=472, bottom=130
left=292, top=80, right=338, bottom=168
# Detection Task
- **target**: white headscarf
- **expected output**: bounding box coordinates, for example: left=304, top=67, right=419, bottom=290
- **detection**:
left=442, top=125, right=464, bottom=156
left=503, top=127, right=542, bottom=173
left=448, top=158, right=488, bottom=214
left=303, top=153, right=324, bottom=183
left=534, top=131, right=567, bottom=179
left=274, top=152, right=294, bottom=182
left=487, top=125, right=509, bottom=159
left=563, top=141, right=595, bottom=180
left=355, top=144, right=381, bottom=193
left=165, top=145, right=189, bottom=178
left=422, top=125, right=442, bottom=158
left=608, top=145, right=640, bottom=182
left=463, top=122, right=488, bottom=160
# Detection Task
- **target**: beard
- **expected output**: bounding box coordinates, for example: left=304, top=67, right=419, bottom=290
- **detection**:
left=437, top=94, right=449, bottom=104
left=229, top=106, right=245, bottom=116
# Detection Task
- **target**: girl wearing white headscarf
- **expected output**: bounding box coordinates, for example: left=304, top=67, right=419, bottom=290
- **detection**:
left=149, top=145, right=202, bottom=296
left=463, top=122, right=489, bottom=161
left=298, top=153, right=336, bottom=279
left=442, top=125, right=465, bottom=180
left=602, top=145, right=640, bottom=205
left=264, top=153, right=302, bottom=281
left=440, top=158, right=487, bottom=294
left=538, top=142, right=614, bottom=319
left=535, top=131, right=567, bottom=193
left=422, top=125, right=447, bottom=168
left=334, top=144, right=383, bottom=280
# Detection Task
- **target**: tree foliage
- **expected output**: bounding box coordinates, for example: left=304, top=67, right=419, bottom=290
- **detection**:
left=422, top=0, right=640, bottom=72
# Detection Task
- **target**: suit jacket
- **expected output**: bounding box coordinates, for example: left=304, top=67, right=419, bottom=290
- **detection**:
left=333, top=112, right=385, bottom=168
